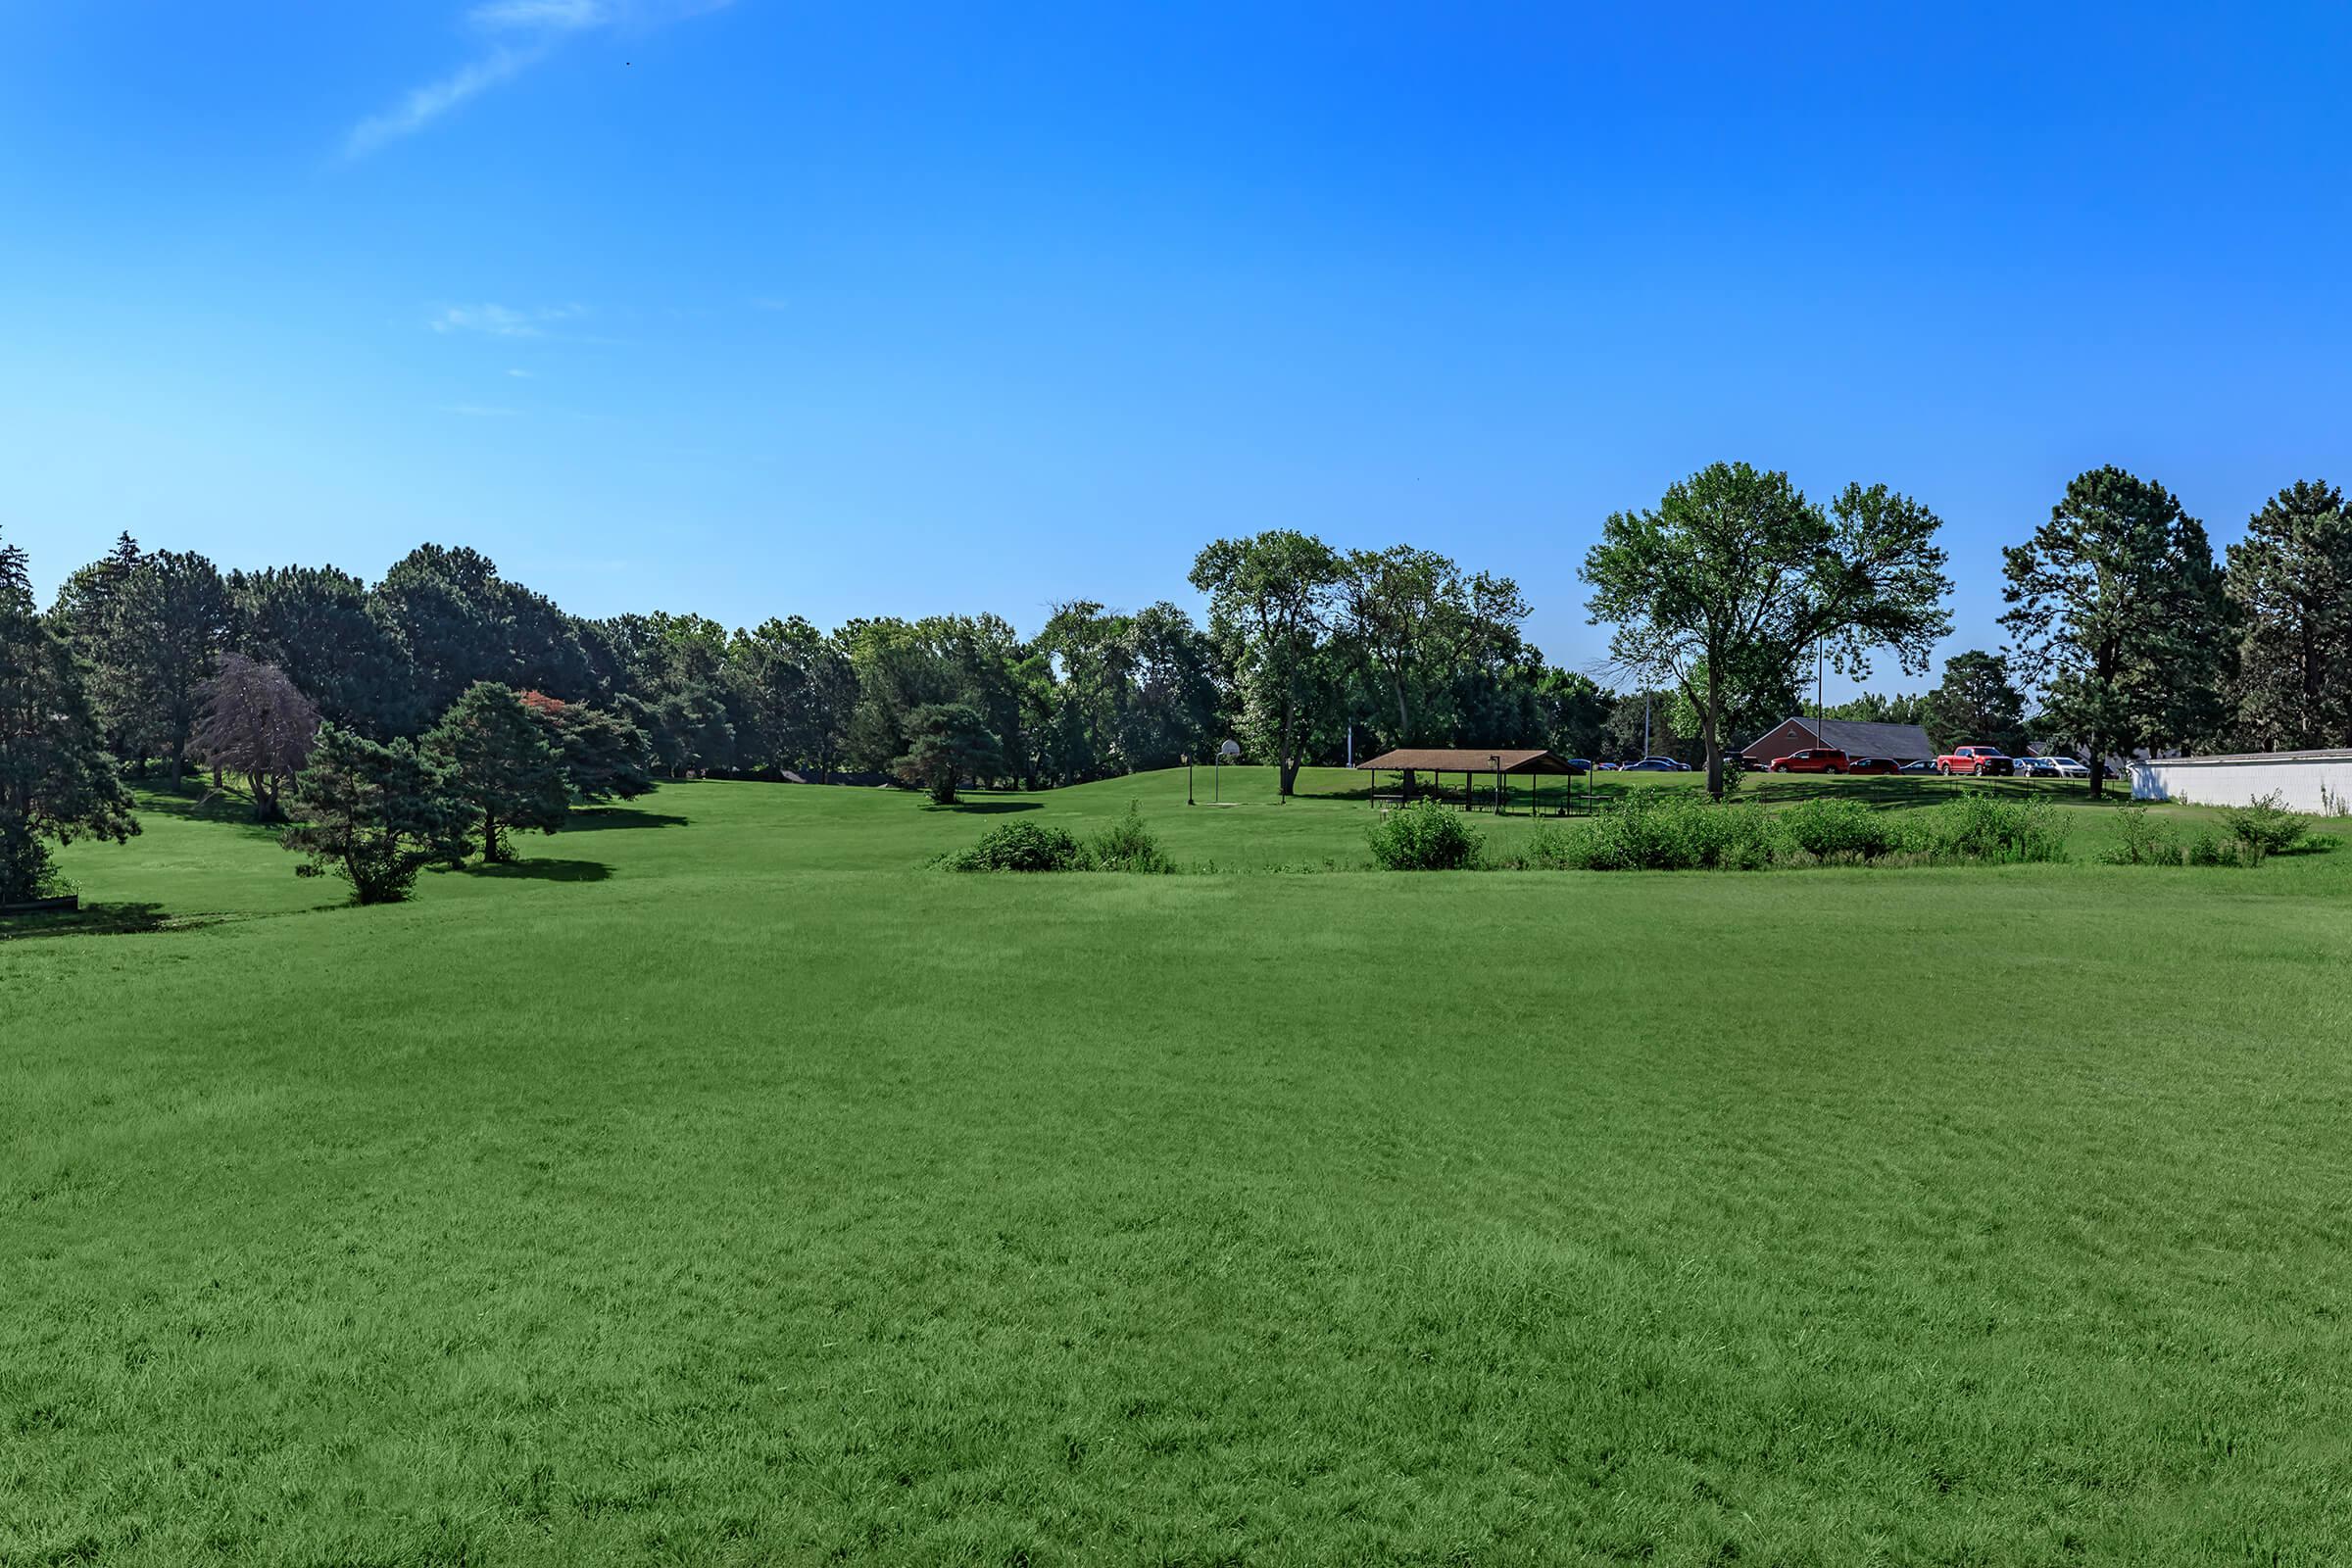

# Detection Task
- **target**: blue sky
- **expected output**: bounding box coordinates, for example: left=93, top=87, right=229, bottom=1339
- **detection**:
left=4, top=2, right=2347, bottom=695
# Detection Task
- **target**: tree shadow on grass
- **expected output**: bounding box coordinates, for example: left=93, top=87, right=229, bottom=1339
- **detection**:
left=564, top=808, right=689, bottom=832
left=921, top=800, right=1041, bottom=814
left=0, top=902, right=176, bottom=941
left=466, top=858, right=612, bottom=883
left=129, top=787, right=288, bottom=842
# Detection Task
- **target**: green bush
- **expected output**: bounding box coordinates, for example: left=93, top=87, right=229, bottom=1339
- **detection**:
left=1927, top=795, right=2067, bottom=864
left=2182, top=829, right=2239, bottom=867
left=1080, top=805, right=1173, bottom=873
left=1368, top=800, right=1484, bottom=870
left=1522, top=822, right=1580, bottom=869
left=1570, top=792, right=1778, bottom=870
left=943, top=819, right=1080, bottom=871
left=1780, top=797, right=1909, bottom=861
left=2099, top=806, right=2180, bottom=865
left=2221, top=792, right=2307, bottom=862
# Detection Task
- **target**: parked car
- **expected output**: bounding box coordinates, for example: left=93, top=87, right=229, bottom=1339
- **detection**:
left=1767, top=747, right=1849, bottom=774
left=1845, top=757, right=1901, bottom=775
left=1562, top=758, right=1593, bottom=773
left=1898, top=759, right=1937, bottom=773
left=2015, top=756, right=2059, bottom=778
left=2042, top=755, right=2090, bottom=778
left=1594, top=761, right=1620, bottom=771
left=1936, top=746, right=2014, bottom=776
left=1623, top=757, right=1690, bottom=772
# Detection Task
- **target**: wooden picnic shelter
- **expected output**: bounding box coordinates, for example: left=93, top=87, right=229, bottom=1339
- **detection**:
left=1356, top=748, right=1580, bottom=815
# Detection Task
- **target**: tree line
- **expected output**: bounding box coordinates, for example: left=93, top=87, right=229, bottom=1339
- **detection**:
left=4, top=462, right=2346, bottom=899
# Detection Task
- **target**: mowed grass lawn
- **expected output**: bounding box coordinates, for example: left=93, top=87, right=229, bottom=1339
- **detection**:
left=6, top=770, right=2351, bottom=1565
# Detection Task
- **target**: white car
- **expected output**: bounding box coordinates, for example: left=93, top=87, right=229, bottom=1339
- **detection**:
left=2041, top=756, right=2090, bottom=778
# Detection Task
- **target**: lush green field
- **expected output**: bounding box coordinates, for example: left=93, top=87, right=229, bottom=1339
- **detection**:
left=7, top=771, right=2350, bottom=1564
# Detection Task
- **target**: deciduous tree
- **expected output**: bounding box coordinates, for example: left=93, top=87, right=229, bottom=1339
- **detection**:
left=1190, top=530, right=1343, bottom=796
left=191, top=655, right=321, bottom=821
left=1583, top=465, right=1952, bottom=795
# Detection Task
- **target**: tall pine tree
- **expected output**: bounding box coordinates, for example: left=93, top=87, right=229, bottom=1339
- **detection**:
left=2, top=531, right=137, bottom=902
left=2001, top=466, right=2230, bottom=796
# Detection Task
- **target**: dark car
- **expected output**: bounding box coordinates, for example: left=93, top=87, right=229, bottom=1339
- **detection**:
left=1898, top=759, right=1937, bottom=774
left=1622, top=758, right=1689, bottom=772
left=1563, top=758, right=1593, bottom=773
left=1845, top=757, right=1901, bottom=775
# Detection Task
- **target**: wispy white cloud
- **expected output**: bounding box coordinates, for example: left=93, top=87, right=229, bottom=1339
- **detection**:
left=506, top=367, right=535, bottom=377
left=430, top=302, right=586, bottom=337
left=346, top=47, right=546, bottom=158
left=469, top=0, right=610, bottom=28
left=344, top=1, right=733, bottom=158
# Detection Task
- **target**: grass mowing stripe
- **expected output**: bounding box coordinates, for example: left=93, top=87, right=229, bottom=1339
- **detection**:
left=4, top=773, right=2349, bottom=1563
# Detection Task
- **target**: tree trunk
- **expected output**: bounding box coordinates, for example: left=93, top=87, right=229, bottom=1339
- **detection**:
left=482, top=811, right=504, bottom=863
left=1701, top=682, right=1724, bottom=799
left=1277, top=698, right=1298, bottom=797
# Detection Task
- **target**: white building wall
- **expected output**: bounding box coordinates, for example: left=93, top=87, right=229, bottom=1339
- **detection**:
left=2130, top=751, right=2352, bottom=813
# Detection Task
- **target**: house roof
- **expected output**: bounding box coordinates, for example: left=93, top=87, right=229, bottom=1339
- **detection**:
left=1356, top=748, right=1580, bottom=775
left=1740, top=717, right=1937, bottom=761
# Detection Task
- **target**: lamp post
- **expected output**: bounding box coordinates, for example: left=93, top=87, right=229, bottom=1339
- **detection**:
left=1185, top=753, right=1194, bottom=806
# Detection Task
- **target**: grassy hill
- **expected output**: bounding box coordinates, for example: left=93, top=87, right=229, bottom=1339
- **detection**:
left=6, top=773, right=2350, bottom=1563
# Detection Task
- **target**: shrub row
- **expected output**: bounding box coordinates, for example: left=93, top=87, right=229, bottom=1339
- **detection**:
left=2100, top=793, right=2313, bottom=868
left=1378, top=791, right=2072, bottom=872
left=943, top=805, right=1174, bottom=873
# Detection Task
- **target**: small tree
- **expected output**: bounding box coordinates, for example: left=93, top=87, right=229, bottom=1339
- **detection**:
left=519, top=691, right=656, bottom=802
left=893, top=703, right=1002, bottom=804
left=281, top=726, right=467, bottom=904
left=191, top=655, right=320, bottom=821
left=2, top=532, right=138, bottom=902
left=1925, top=650, right=2028, bottom=755
left=425, top=682, right=570, bottom=862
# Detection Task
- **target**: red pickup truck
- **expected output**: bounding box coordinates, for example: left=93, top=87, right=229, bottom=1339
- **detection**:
left=1767, top=748, right=1848, bottom=773
left=1936, top=746, right=2014, bottom=776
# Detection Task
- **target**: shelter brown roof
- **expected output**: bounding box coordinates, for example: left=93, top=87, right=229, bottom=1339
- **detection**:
left=1356, top=748, right=1578, bottom=774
